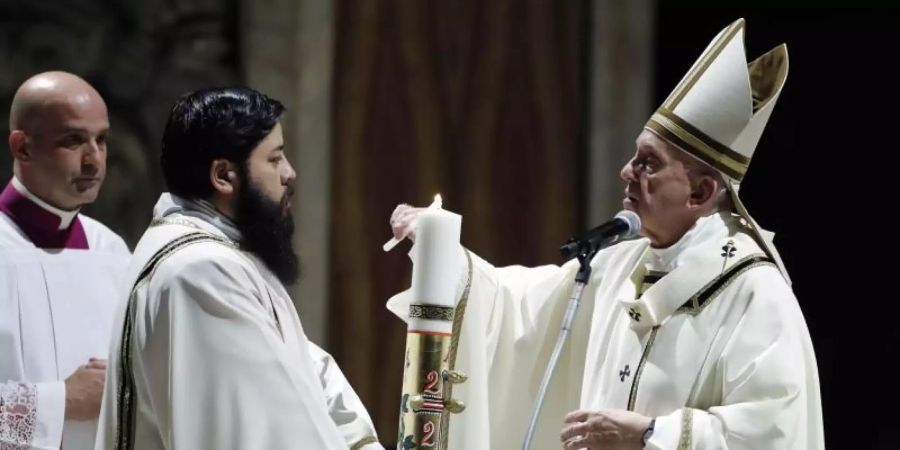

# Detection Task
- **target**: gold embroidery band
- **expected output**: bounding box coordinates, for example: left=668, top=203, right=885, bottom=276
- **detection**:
left=448, top=249, right=474, bottom=369
left=115, top=290, right=138, bottom=450
left=647, top=110, right=749, bottom=181
left=409, top=304, right=455, bottom=322
left=627, top=326, right=660, bottom=411
left=659, top=108, right=751, bottom=167
left=441, top=249, right=474, bottom=450
left=677, top=255, right=773, bottom=315
left=664, top=20, right=745, bottom=110
left=678, top=408, right=694, bottom=450
left=350, top=436, right=379, bottom=450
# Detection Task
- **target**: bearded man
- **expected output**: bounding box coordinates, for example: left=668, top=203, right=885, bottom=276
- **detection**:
left=95, top=87, right=382, bottom=450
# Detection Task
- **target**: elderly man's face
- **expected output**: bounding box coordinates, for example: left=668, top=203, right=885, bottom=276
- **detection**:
left=619, top=130, right=697, bottom=247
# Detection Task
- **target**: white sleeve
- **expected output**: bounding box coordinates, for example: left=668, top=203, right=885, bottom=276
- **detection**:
left=308, top=342, right=383, bottom=450
left=388, top=244, right=576, bottom=344
left=0, top=381, right=65, bottom=450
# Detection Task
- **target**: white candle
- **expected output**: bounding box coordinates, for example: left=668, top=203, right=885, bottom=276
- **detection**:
left=409, top=195, right=462, bottom=332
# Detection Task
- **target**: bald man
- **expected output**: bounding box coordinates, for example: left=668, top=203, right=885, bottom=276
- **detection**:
left=0, top=72, right=130, bottom=450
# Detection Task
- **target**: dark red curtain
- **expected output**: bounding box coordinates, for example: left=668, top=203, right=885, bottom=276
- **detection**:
left=330, top=0, right=588, bottom=443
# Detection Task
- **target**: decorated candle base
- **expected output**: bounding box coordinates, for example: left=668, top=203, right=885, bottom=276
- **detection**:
left=398, top=327, right=454, bottom=450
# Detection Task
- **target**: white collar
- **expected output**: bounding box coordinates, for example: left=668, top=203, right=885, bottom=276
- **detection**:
left=12, top=176, right=79, bottom=230
left=646, top=212, right=724, bottom=272
left=621, top=212, right=765, bottom=329
left=152, top=193, right=242, bottom=242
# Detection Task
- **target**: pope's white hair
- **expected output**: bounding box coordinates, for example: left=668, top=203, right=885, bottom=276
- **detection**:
left=684, top=156, right=732, bottom=212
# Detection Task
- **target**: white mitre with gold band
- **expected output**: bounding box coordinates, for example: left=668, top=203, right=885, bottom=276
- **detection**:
left=644, top=17, right=792, bottom=283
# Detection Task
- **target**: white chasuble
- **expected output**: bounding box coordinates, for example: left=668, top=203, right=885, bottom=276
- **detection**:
left=95, top=194, right=382, bottom=450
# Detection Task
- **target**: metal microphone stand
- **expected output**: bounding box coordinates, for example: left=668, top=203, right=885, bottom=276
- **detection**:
left=520, top=242, right=599, bottom=450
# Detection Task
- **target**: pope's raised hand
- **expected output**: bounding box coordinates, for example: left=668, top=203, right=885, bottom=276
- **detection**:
left=389, top=203, right=426, bottom=243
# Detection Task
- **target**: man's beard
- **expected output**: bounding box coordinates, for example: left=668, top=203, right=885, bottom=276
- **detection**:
left=235, top=179, right=300, bottom=286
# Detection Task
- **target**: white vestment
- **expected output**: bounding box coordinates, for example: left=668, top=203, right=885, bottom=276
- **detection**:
left=388, top=212, right=824, bottom=450
left=1, top=181, right=131, bottom=450
left=95, top=194, right=382, bottom=450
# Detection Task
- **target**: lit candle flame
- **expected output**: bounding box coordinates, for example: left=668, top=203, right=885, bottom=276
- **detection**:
left=432, top=194, right=443, bottom=209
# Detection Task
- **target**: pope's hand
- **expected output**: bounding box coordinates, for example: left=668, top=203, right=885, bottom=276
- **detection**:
left=390, top=203, right=426, bottom=243
left=560, top=409, right=652, bottom=450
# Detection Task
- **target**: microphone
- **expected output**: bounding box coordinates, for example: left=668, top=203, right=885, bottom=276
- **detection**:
left=559, top=210, right=641, bottom=260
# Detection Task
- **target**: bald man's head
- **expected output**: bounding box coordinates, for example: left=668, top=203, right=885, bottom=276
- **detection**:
left=9, top=71, right=107, bottom=132
left=7, top=71, right=109, bottom=211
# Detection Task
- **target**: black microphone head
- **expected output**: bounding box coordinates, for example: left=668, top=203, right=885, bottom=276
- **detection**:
left=613, top=210, right=641, bottom=239
left=559, top=210, right=642, bottom=260
left=559, top=240, right=579, bottom=260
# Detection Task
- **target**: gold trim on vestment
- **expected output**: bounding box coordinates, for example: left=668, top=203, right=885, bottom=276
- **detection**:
left=627, top=326, right=659, bottom=411
left=677, top=254, right=773, bottom=315
left=350, top=436, right=379, bottom=450
left=678, top=408, right=693, bottom=450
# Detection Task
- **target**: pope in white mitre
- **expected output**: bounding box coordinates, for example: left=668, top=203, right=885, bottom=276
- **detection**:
left=1, top=72, right=130, bottom=450
left=94, top=87, right=383, bottom=450
left=388, top=19, right=824, bottom=450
